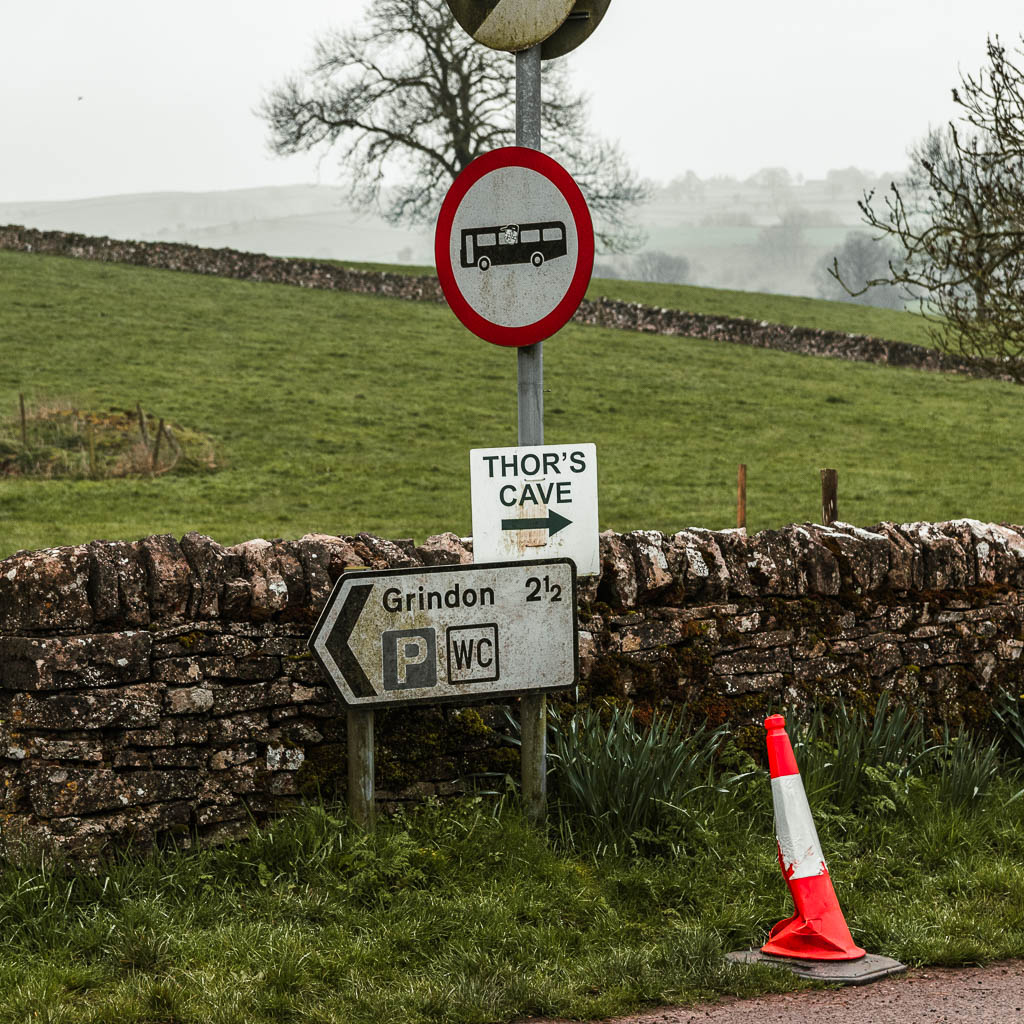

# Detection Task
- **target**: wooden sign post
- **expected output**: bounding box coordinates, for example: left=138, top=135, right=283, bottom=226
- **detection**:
left=821, top=468, right=838, bottom=526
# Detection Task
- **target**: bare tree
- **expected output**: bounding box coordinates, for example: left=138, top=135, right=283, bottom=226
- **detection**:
left=825, top=167, right=872, bottom=201
left=260, top=0, right=648, bottom=252
left=834, top=36, right=1024, bottom=379
left=755, top=207, right=811, bottom=272
left=631, top=250, right=690, bottom=285
left=746, top=166, right=793, bottom=216
left=815, top=231, right=905, bottom=309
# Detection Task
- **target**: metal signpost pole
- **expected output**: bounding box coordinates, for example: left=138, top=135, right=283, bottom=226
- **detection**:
left=516, top=43, right=544, bottom=447
left=516, top=43, right=547, bottom=824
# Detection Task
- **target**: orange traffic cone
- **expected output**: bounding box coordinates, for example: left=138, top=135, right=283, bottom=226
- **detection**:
left=761, top=713, right=865, bottom=961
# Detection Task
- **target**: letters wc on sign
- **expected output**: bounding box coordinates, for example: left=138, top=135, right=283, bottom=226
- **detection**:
left=470, top=443, right=600, bottom=575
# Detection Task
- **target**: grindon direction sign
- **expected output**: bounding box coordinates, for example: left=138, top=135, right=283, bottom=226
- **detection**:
left=471, top=443, right=600, bottom=575
left=309, top=560, right=578, bottom=708
left=435, top=146, right=594, bottom=347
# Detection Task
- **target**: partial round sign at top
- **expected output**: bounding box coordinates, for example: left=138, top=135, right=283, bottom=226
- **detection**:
left=445, top=0, right=575, bottom=52
left=541, top=0, right=612, bottom=60
left=435, top=147, right=594, bottom=348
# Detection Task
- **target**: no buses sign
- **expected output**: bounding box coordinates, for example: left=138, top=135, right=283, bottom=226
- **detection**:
left=435, top=147, right=594, bottom=347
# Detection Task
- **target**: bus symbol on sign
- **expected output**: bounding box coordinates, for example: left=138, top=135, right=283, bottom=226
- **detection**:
left=461, top=221, right=568, bottom=271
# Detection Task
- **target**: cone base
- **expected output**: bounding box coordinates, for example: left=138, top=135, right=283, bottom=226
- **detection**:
left=728, top=948, right=905, bottom=985
left=762, top=911, right=866, bottom=962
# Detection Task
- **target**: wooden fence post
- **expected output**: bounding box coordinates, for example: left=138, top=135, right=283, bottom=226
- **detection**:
left=820, top=468, right=838, bottom=525
left=87, top=422, right=97, bottom=477
left=347, top=707, right=375, bottom=829
left=737, top=463, right=747, bottom=530
left=152, top=418, right=165, bottom=471
left=137, top=403, right=151, bottom=449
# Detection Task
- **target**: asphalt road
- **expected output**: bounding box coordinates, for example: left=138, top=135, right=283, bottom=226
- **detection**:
left=523, top=961, right=1024, bottom=1024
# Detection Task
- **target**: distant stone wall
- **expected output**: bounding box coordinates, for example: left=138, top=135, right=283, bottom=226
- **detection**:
left=1, top=519, right=1023, bottom=857
left=0, top=223, right=441, bottom=302
left=0, top=224, right=988, bottom=378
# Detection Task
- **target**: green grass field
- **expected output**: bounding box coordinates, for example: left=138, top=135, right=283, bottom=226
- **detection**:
left=0, top=249, right=1016, bottom=559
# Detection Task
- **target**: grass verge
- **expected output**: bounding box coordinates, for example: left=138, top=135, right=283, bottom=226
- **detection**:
left=1, top=766, right=1022, bottom=1024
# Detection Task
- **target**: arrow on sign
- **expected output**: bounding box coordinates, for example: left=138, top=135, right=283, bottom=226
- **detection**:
left=501, top=509, right=573, bottom=536
left=322, top=583, right=376, bottom=698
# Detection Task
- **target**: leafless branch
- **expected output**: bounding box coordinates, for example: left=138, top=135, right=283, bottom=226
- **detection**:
left=832, top=35, right=1024, bottom=380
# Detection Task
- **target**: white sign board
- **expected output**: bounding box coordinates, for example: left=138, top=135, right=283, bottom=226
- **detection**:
left=470, top=443, right=600, bottom=575
left=435, top=147, right=593, bottom=347
left=309, top=560, right=578, bottom=708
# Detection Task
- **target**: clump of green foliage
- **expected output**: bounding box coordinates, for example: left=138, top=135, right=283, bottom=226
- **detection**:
left=992, top=684, right=1024, bottom=760
left=543, top=697, right=1014, bottom=857
left=0, top=398, right=218, bottom=480
left=785, top=696, right=1009, bottom=814
left=787, top=695, right=931, bottom=812
left=543, top=703, right=747, bottom=848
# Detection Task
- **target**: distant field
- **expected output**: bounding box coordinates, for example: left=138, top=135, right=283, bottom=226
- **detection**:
left=335, top=258, right=935, bottom=348
left=0, top=250, right=1016, bottom=559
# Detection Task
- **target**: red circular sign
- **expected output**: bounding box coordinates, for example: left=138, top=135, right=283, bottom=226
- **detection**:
left=435, top=147, right=594, bottom=347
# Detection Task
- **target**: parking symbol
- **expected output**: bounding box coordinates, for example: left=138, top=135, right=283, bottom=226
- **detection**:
left=446, top=623, right=500, bottom=684
left=382, top=628, right=437, bottom=690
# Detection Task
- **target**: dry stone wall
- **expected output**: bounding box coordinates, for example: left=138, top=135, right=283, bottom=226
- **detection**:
left=1, top=520, right=1023, bottom=857
left=0, top=224, right=987, bottom=378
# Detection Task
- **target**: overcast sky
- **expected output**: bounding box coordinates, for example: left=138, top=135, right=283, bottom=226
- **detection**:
left=1, top=0, right=1021, bottom=203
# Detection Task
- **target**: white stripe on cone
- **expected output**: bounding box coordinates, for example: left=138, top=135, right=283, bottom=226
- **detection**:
left=771, top=774, right=827, bottom=880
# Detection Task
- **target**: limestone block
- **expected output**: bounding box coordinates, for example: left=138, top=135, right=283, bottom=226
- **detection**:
left=714, top=648, right=793, bottom=676
left=166, top=687, right=215, bottom=715
left=598, top=531, right=637, bottom=610
left=666, top=529, right=731, bottom=602
left=898, top=522, right=971, bottom=591
left=212, top=682, right=292, bottom=714
left=0, top=545, right=93, bottom=632
left=139, top=535, right=195, bottom=624
left=415, top=533, right=473, bottom=566
left=820, top=522, right=891, bottom=592
left=625, top=530, right=674, bottom=603
left=179, top=532, right=241, bottom=620
left=352, top=532, right=416, bottom=569
left=12, top=683, right=162, bottom=730
left=28, top=766, right=200, bottom=817
left=876, top=523, right=925, bottom=592
left=0, top=632, right=151, bottom=691
left=87, top=540, right=149, bottom=625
